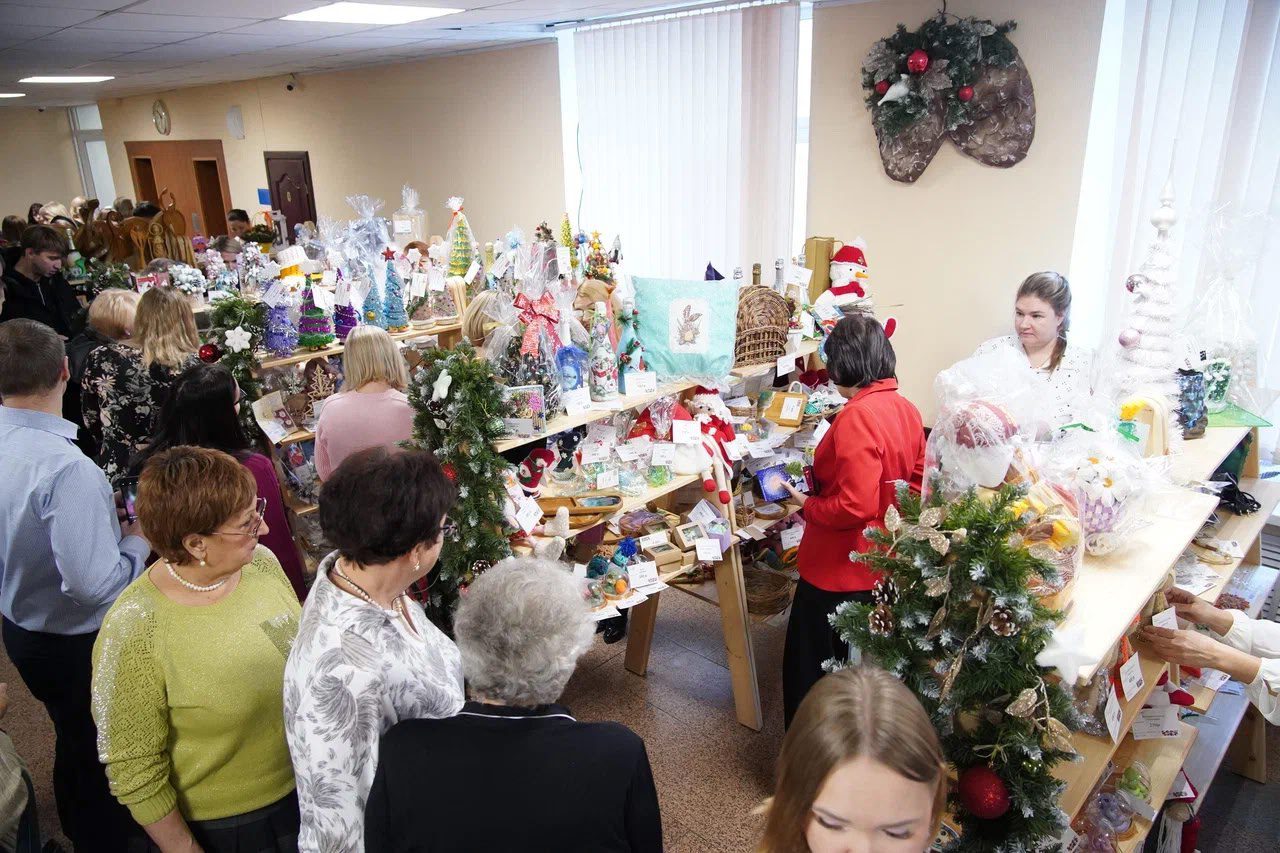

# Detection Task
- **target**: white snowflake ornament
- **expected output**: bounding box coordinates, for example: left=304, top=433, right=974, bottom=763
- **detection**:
left=432, top=370, right=453, bottom=401
left=224, top=326, right=252, bottom=353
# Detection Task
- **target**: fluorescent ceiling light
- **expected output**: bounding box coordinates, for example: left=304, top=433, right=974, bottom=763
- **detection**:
left=0, top=93, right=26, bottom=98
left=282, top=2, right=463, bottom=25
left=20, top=76, right=114, bottom=83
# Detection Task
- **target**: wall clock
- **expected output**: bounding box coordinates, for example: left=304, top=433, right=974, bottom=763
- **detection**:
left=152, top=99, right=171, bottom=135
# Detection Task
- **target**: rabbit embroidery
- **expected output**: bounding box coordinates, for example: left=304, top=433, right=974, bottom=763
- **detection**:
left=675, top=305, right=702, bottom=347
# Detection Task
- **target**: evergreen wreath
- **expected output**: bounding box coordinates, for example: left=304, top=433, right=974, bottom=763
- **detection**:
left=832, top=483, right=1080, bottom=852
left=81, top=259, right=133, bottom=299
left=206, top=297, right=267, bottom=431
left=408, top=342, right=514, bottom=624
left=862, top=13, right=1018, bottom=140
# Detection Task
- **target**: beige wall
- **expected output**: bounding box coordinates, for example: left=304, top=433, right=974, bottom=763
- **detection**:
left=808, top=0, right=1105, bottom=419
left=98, top=42, right=564, bottom=242
left=0, top=108, right=83, bottom=221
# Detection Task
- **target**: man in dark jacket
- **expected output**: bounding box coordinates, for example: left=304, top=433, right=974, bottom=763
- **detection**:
left=0, top=225, right=83, bottom=339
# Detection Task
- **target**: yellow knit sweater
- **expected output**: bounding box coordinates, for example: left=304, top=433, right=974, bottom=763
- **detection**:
left=91, top=546, right=301, bottom=825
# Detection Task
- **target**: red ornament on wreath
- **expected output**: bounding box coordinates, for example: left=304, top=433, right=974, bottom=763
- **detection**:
left=957, top=85, right=975, bottom=102
left=875, top=79, right=891, bottom=96
left=906, top=49, right=930, bottom=74
left=198, top=343, right=221, bottom=363
left=441, top=462, right=458, bottom=484
left=957, top=765, right=1011, bottom=820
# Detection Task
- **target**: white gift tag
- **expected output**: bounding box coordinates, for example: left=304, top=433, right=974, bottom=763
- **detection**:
left=776, top=353, right=795, bottom=377
left=464, top=260, right=479, bottom=284
left=780, top=397, right=803, bottom=421
left=312, top=285, right=335, bottom=311
left=321, top=269, right=337, bottom=287
left=1104, top=685, right=1123, bottom=743
left=410, top=272, right=429, bottom=298
left=814, top=418, right=831, bottom=446
left=628, top=560, right=659, bottom=589
left=748, top=443, right=776, bottom=459
left=515, top=498, right=542, bottom=533
left=586, top=422, right=614, bottom=443
left=1132, top=706, right=1180, bottom=741
left=638, top=532, right=669, bottom=550
left=780, top=526, right=804, bottom=550
left=1120, top=653, right=1146, bottom=701
left=491, top=252, right=511, bottom=278
left=261, top=281, right=286, bottom=307
left=588, top=605, right=621, bottom=622
left=428, top=267, right=446, bottom=292
left=1057, top=826, right=1083, bottom=853
left=572, top=563, right=588, bottom=578
left=1121, top=789, right=1159, bottom=821
left=625, top=370, right=657, bottom=396
left=503, top=418, right=535, bottom=437
left=335, top=276, right=351, bottom=306
left=595, top=468, right=619, bottom=489
left=688, top=500, right=721, bottom=527
left=581, top=443, right=610, bottom=464
left=695, top=538, right=723, bottom=562
left=614, top=444, right=640, bottom=463
left=724, top=436, right=747, bottom=461
left=393, top=219, right=412, bottom=235
left=650, top=443, right=675, bottom=466
left=1167, top=769, right=1194, bottom=802
left=562, top=387, right=591, bottom=415
left=1198, top=669, right=1230, bottom=692
left=556, top=246, right=571, bottom=272
left=1152, top=607, right=1179, bottom=630
left=672, top=420, right=700, bottom=445
left=785, top=263, right=813, bottom=288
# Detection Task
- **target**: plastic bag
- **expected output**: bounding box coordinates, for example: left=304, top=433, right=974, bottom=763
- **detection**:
left=485, top=242, right=565, bottom=416
left=392, top=184, right=426, bottom=244
left=344, top=194, right=389, bottom=296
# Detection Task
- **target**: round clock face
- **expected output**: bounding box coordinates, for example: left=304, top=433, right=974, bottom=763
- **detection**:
left=152, top=99, right=170, bottom=135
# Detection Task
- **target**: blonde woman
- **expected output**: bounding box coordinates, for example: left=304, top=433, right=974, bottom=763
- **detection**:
left=314, top=325, right=413, bottom=480
left=760, top=667, right=946, bottom=853
left=68, top=289, right=141, bottom=454
left=81, top=286, right=200, bottom=483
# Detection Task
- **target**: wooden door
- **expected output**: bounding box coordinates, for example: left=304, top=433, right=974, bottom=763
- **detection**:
left=192, top=159, right=228, bottom=237
left=132, top=157, right=158, bottom=203
left=264, top=151, right=317, bottom=237
left=123, top=140, right=232, bottom=237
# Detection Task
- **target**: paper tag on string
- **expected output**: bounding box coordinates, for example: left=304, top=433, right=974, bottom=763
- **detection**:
left=334, top=276, right=350, bottom=306
left=785, top=264, right=813, bottom=288
left=261, top=281, right=286, bottom=307
left=428, top=267, right=446, bottom=292
left=776, top=353, right=795, bottom=377
left=650, top=443, right=675, bottom=466
left=724, top=437, right=747, bottom=461
left=1120, top=653, right=1146, bottom=701
left=321, top=269, right=337, bottom=287
left=615, top=444, right=640, bottom=463
left=515, top=498, right=542, bottom=534
left=491, top=252, right=510, bottom=278
left=1152, top=607, right=1179, bottom=630
left=672, top=420, right=700, bottom=445
left=556, top=246, right=571, bottom=273
left=780, top=526, right=803, bottom=550
left=464, top=260, right=480, bottom=284
left=695, top=538, right=723, bottom=562
left=595, top=468, right=619, bottom=489
left=312, top=286, right=335, bottom=311
left=581, top=443, right=610, bottom=464
left=814, top=418, right=831, bottom=446
left=1104, top=685, right=1123, bottom=743
left=628, top=560, right=659, bottom=589
left=410, top=272, right=429, bottom=298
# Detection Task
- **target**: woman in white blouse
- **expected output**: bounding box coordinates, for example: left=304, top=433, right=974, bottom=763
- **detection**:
left=973, top=271, right=1093, bottom=427
left=1142, top=588, right=1279, bottom=724
left=283, top=446, right=464, bottom=853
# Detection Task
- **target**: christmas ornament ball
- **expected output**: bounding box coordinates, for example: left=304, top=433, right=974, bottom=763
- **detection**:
left=958, top=765, right=1011, bottom=820
left=198, top=343, right=221, bottom=363
left=907, top=49, right=930, bottom=74
left=958, top=85, right=975, bottom=102
left=875, top=79, right=891, bottom=96
left=1118, top=328, right=1142, bottom=349
left=442, top=463, right=458, bottom=484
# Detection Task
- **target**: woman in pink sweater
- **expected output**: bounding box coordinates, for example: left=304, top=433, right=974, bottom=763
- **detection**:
left=314, top=326, right=415, bottom=481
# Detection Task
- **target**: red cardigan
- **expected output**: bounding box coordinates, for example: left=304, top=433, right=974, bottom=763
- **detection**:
left=797, top=379, right=926, bottom=592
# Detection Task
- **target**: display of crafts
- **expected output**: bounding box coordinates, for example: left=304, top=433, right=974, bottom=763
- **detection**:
left=1067, top=454, right=1138, bottom=556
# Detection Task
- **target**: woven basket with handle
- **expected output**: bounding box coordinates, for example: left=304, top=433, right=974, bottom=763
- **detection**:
left=734, top=286, right=790, bottom=367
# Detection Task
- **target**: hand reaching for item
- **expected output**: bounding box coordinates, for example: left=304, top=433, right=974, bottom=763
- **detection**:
left=1164, top=588, right=1234, bottom=635
left=782, top=480, right=807, bottom=507
left=1140, top=625, right=1262, bottom=685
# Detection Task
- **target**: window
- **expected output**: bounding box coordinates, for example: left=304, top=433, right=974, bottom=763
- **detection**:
left=69, top=103, right=116, bottom=203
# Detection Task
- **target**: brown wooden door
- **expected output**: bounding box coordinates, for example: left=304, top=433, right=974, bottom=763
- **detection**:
left=123, top=140, right=232, bottom=237
left=192, top=159, right=228, bottom=237
left=264, top=151, right=317, bottom=238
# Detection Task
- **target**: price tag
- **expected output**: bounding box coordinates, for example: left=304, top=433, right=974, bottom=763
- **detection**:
left=1120, top=653, right=1146, bottom=701
left=1197, top=668, right=1230, bottom=692
left=321, top=269, right=337, bottom=287
left=595, top=468, right=619, bottom=489
left=410, top=272, right=429, bottom=298
left=1104, top=685, right=1123, bottom=743
left=672, top=419, right=700, bottom=445
left=785, top=263, right=813, bottom=288
left=556, top=246, right=571, bottom=273
left=1057, top=826, right=1084, bottom=853
left=724, top=436, right=747, bottom=461
left=429, top=267, right=446, bottom=292
left=588, top=605, right=621, bottom=622
left=1221, top=538, right=1245, bottom=559
left=615, top=444, right=640, bottom=463
left=780, top=396, right=803, bottom=422
left=688, top=500, right=721, bottom=527
left=515, top=498, right=542, bottom=533
left=776, top=353, right=795, bottom=377
left=639, top=532, right=669, bottom=550
left=393, top=218, right=412, bottom=235
left=1132, top=706, right=1180, bottom=741
left=748, top=443, right=776, bottom=459
left=503, top=418, right=535, bottom=437
left=1167, top=769, right=1194, bottom=802
left=695, top=538, right=723, bottom=562
left=1121, top=790, right=1159, bottom=821
left=628, top=559, right=659, bottom=588
left=464, top=260, right=480, bottom=284
left=491, top=252, right=510, bottom=278
left=625, top=370, right=657, bottom=396
left=780, top=525, right=804, bottom=550
left=335, top=275, right=350, bottom=306
left=814, top=418, right=831, bottom=446
left=586, top=422, right=614, bottom=443
left=1151, top=607, right=1179, bottom=630
left=650, top=443, right=675, bottom=466
left=312, top=285, right=335, bottom=311
left=562, top=386, right=591, bottom=415
left=581, top=443, right=610, bottom=464
left=260, top=281, right=286, bottom=307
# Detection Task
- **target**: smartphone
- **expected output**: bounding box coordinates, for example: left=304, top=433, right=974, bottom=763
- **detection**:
left=118, top=476, right=140, bottom=523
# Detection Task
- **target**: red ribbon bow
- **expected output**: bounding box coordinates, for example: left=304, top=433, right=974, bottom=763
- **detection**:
left=514, top=292, right=562, bottom=356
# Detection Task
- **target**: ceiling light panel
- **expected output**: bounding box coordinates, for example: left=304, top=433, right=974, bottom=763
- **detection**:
left=283, top=3, right=463, bottom=25
left=19, top=75, right=115, bottom=83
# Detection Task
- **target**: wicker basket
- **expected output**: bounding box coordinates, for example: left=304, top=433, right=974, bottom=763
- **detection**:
left=734, top=286, right=791, bottom=367
left=743, top=563, right=795, bottom=616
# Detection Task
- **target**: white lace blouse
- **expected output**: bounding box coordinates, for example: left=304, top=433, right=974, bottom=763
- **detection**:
left=283, top=553, right=464, bottom=853
left=974, top=335, right=1094, bottom=428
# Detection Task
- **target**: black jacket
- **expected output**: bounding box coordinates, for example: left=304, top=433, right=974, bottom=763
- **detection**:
left=0, top=258, right=84, bottom=338
left=365, top=702, right=662, bottom=852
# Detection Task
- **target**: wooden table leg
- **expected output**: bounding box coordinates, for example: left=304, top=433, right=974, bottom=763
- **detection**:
left=1227, top=704, right=1267, bottom=783
left=715, top=543, right=763, bottom=730
left=624, top=593, right=661, bottom=676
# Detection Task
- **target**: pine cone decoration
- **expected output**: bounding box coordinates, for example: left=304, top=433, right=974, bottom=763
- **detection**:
left=989, top=605, right=1021, bottom=637
left=946, top=50, right=1036, bottom=168
left=869, top=603, right=896, bottom=637
left=872, top=576, right=899, bottom=606
left=876, top=95, right=946, bottom=183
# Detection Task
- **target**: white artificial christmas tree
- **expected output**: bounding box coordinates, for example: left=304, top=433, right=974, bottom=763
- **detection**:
left=1113, top=180, right=1182, bottom=401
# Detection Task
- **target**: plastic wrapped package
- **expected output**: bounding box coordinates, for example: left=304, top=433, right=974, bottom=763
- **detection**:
left=484, top=243, right=565, bottom=416
left=392, top=184, right=426, bottom=244
left=1009, top=471, right=1082, bottom=610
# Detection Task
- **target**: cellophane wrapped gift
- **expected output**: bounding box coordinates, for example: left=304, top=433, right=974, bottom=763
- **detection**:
left=343, top=194, right=390, bottom=297
left=484, top=242, right=565, bottom=416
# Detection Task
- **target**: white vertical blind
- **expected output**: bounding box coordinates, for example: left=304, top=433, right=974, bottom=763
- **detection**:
left=571, top=1, right=799, bottom=278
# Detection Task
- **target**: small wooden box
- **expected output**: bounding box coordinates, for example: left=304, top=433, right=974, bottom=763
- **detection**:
left=764, top=390, right=807, bottom=427
left=643, top=542, right=683, bottom=567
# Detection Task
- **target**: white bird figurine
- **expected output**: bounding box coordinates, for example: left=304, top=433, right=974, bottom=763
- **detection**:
left=878, top=74, right=912, bottom=105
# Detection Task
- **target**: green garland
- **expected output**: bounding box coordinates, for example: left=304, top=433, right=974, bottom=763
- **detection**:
left=862, top=14, right=1018, bottom=139
left=407, top=342, right=513, bottom=624
left=833, top=483, right=1079, bottom=852
left=207, top=297, right=267, bottom=431
left=81, top=259, right=133, bottom=299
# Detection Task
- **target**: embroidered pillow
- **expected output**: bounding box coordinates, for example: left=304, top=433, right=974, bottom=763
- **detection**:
left=632, top=277, right=738, bottom=381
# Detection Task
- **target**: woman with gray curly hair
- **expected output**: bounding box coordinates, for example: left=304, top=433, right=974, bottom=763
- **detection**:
left=364, top=558, right=662, bottom=852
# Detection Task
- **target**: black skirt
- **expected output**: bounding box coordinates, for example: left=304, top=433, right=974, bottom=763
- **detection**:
left=135, top=792, right=300, bottom=853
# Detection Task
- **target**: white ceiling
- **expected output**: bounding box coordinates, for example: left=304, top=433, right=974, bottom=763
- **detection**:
left=0, top=0, right=674, bottom=106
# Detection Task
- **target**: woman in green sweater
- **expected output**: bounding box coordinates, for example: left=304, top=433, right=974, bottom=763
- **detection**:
left=91, top=446, right=301, bottom=852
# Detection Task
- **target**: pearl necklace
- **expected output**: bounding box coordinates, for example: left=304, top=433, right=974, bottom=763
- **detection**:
left=166, top=561, right=228, bottom=593
left=333, top=563, right=403, bottom=616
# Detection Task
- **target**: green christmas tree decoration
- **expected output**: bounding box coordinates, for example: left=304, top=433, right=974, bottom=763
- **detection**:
left=382, top=259, right=409, bottom=332
left=297, top=283, right=336, bottom=349
left=560, top=212, right=578, bottom=270
left=360, top=279, right=385, bottom=329
left=832, top=483, right=1079, bottom=852
left=445, top=196, right=475, bottom=279
left=408, top=341, right=514, bottom=626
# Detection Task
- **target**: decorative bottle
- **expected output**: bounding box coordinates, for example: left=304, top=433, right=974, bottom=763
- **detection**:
left=751, top=263, right=761, bottom=286
left=588, top=301, right=618, bottom=402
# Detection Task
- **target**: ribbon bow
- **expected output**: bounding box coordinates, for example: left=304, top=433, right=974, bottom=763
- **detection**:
left=514, top=292, right=562, bottom=356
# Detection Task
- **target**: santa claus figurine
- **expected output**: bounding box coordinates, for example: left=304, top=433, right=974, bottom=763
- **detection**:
left=820, top=238, right=897, bottom=337
left=688, top=387, right=736, bottom=503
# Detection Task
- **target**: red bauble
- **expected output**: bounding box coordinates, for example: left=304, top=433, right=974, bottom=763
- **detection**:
left=442, top=463, right=458, bottom=483
left=907, top=49, right=930, bottom=74
left=958, top=85, right=975, bottom=102
left=957, top=766, right=1011, bottom=820
left=198, top=343, right=221, bottom=363
left=874, top=79, right=890, bottom=96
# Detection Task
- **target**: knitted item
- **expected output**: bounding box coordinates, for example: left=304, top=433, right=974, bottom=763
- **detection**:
left=334, top=303, right=359, bottom=341
left=296, top=285, right=335, bottom=349
left=382, top=259, right=409, bottom=332
left=264, top=303, right=297, bottom=357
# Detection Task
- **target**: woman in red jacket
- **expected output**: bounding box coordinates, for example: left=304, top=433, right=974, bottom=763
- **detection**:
left=781, top=314, right=925, bottom=727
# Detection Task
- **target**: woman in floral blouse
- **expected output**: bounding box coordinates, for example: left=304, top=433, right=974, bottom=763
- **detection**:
left=284, top=447, right=464, bottom=853
left=81, top=286, right=199, bottom=484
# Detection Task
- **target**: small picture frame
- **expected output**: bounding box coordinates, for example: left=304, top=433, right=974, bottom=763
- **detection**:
left=502, top=384, right=547, bottom=437
left=672, top=522, right=706, bottom=550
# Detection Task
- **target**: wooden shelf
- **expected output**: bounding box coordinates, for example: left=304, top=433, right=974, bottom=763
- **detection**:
left=1183, top=687, right=1251, bottom=808
left=256, top=323, right=459, bottom=371
left=730, top=339, right=819, bottom=378
left=530, top=475, right=702, bottom=543
left=1113, top=722, right=1200, bottom=852
left=1193, top=478, right=1280, bottom=604
left=293, top=503, right=318, bottom=517
left=1170, top=426, right=1249, bottom=483
left=1054, top=653, right=1169, bottom=819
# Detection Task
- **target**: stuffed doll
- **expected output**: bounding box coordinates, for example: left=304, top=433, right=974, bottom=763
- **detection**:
left=627, top=399, right=718, bottom=500
left=553, top=427, right=585, bottom=473
left=517, top=447, right=556, bottom=497
left=688, top=387, right=737, bottom=503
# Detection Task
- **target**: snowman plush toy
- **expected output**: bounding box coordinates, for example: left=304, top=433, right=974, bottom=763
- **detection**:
left=816, top=238, right=897, bottom=338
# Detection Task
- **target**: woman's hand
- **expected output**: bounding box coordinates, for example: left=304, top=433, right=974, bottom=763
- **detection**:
left=1164, top=588, right=1233, bottom=635
left=781, top=481, right=808, bottom=507
left=1140, top=625, right=1262, bottom=684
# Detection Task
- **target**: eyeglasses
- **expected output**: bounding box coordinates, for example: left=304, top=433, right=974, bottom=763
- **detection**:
left=206, top=497, right=267, bottom=538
